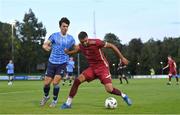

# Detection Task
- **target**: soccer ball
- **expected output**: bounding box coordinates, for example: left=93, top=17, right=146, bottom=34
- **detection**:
left=105, top=97, right=118, bottom=109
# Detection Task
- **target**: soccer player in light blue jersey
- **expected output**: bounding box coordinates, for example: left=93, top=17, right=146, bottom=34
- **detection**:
left=6, top=60, right=14, bottom=85
left=40, top=17, right=76, bottom=107
left=62, top=57, right=75, bottom=86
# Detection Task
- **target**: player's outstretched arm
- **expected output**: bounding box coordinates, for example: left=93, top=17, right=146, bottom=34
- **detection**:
left=64, top=45, right=80, bottom=55
left=105, top=42, right=129, bottom=65
left=174, top=62, right=177, bottom=69
left=163, top=65, right=169, bottom=70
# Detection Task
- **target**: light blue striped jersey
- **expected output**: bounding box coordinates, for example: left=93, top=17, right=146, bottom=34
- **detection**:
left=6, top=63, right=14, bottom=74
left=48, top=32, right=75, bottom=64
left=66, top=60, right=75, bottom=72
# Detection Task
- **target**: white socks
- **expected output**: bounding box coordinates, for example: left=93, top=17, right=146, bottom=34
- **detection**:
left=66, top=97, right=72, bottom=106
left=121, top=93, right=126, bottom=98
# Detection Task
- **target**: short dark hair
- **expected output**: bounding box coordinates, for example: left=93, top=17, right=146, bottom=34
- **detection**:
left=78, top=31, right=88, bottom=40
left=59, top=17, right=70, bottom=26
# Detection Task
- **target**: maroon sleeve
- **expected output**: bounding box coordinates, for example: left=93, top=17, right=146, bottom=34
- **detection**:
left=96, top=39, right=105, bottom=48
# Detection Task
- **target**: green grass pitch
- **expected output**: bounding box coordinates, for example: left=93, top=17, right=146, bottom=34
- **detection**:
left=0, top=78, right=180, bottom=114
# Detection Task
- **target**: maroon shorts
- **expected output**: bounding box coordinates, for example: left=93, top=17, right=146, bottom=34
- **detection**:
left=82, top=65, right=112, bottom=84
left=169, top=70, right=177, bottom=76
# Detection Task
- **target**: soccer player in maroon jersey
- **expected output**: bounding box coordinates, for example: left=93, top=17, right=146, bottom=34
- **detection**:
left=163, top=55, right=179, bottom=85
left=61, top=31, right=132, bottom=109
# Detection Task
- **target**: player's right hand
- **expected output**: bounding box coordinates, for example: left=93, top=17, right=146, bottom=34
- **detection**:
left=46, top=47, right=51, bottom=51
left=121, top=57, right=129, bottom=65
left=43, top=45, right=51, bottom=51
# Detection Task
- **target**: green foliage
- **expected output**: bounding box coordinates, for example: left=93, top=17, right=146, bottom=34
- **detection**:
left=140, top=39, right=162, bottom=74
left=104, top=33, right=121, bottom=48
left=103, top=34, right=180, bottom=75
left=0, top=9, right=47, bottom=73
left=0, top=22, right=14, bottom=71
left=124, top=38, right=143, bottom=75
left=0, top=9, right=180, bottom=75
left=16, top=9, right=47, bottom=73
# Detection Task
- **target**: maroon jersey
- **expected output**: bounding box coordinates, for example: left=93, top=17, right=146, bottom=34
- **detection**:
left=79, top=39, right=109, bottom=67
left=168, top=59, right=176, bottom=72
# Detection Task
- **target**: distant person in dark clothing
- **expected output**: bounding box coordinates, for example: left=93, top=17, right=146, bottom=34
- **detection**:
left=117, top=59, right=129, bottom=84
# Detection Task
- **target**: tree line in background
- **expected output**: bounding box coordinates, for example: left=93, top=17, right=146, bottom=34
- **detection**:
left=104, top=34, right=180, bottom=76
left=0, top=9, right=179, bottom=76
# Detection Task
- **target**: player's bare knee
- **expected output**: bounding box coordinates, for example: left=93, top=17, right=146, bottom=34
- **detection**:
left=44, top=76, right=52, bottom=84
left=44, top=80, right=51, bottom=85
left=44, top=84, right=50, bottom=87
left=53, top=80, right=60, bottom=85
left=78, top=74, right=86, bottom=82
